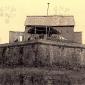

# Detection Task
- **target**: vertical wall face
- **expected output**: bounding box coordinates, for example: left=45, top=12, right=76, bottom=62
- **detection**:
left=0, top=69, right=84, bottom=85
left=74, top=32, right=82, bottom=44
left=0, top=71, right=73, bottom=85
left=0, top=43, right=84, bottom=67
left=0, top=42, right=84, bottom=84
left=36, top=44, right=83, bottom=66
left=23, top=45, right=36, bottom=66
left=9, top=31, right=24, bottom=43
left=53, top=27, right=74, bottom=41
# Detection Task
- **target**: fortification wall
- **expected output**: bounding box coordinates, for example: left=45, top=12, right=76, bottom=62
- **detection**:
left=0, top=69, right=75, bottom=85
left=0, top=40, right=85, bottom=85
left=0, top=40, right=85, bottom=68
left=0, top=67, right=84, bottom=85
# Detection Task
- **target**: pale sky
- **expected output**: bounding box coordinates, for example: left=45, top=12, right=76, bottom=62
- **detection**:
left=0, top=0, right=85, bottom=43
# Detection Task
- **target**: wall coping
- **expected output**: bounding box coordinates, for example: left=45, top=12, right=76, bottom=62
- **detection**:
left=0, top=39, right=85, bottom=48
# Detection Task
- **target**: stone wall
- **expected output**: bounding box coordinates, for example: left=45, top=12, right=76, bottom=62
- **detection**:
left=0, top=68, right=84, bottom=85
left=0, top=69, right=72, bottom=85
left=0, top=40, right=84, bottom=85
left=0, top=40, right=84, bottom=68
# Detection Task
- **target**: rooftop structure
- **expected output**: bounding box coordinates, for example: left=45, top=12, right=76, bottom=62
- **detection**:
left=9, top=15, right=82, bottom=44
left=25, top=15, right=75, bottom=26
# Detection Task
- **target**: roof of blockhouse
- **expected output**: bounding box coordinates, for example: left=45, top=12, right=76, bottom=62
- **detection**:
left=25, top=15, right=75, bottom=26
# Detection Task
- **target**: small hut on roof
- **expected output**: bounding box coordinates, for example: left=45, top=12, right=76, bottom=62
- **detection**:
left=9, top=15, right=82, bottom=44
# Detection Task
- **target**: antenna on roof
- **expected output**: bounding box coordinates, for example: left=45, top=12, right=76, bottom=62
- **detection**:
left=47, top=3, right=50, bottom=16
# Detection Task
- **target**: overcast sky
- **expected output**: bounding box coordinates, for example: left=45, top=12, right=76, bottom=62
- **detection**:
left=0, top=0, right=85, bottom=43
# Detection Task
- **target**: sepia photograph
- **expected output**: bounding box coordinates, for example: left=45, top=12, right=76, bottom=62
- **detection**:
left=0, top=0, right=85, bottom=85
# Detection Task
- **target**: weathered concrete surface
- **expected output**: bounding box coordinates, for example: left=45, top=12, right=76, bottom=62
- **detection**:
left=0, top=40, right=84, bottom=85
left=0, top=39, right=85, bottom=68
left=0, top=68, right=84, bottom=85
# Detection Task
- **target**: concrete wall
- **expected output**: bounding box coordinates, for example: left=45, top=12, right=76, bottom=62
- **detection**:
left=0, top=41, right=84, bottom=85
left=74, top=32, right=82, bottom=44
left=0, top=40, right=84, bottom=67
left=0, top=70, right=73, bottom=85
left=9, top=31, right=24, bottom=43
left=0, top=68, right=84, bottom=85
left=53, top=26, right=74, bottom=41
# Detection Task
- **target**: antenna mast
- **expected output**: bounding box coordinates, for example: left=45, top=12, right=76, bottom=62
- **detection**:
left=47, top=3, right=50, bottom=16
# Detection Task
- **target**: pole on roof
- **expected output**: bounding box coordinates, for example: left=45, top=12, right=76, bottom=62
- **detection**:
left=47, top=3, right=50, bottom=16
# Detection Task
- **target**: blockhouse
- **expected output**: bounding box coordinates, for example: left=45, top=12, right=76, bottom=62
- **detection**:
left=0, top=15, right=85, bottom=85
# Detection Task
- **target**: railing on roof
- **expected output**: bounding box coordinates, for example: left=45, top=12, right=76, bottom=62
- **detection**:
left=28, top=34, right=76, bottom=44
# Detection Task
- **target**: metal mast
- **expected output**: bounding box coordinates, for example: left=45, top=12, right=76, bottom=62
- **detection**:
left=47, top=3, right=50, bottom=16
